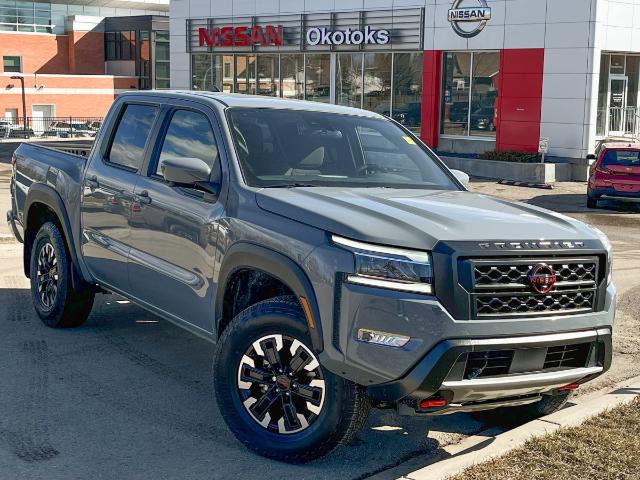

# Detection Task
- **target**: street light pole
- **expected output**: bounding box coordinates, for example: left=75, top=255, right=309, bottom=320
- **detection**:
left=10, top=75, right=27, bottom=138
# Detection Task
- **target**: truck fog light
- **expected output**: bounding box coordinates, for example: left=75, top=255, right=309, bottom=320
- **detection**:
left=357, top=329, right=410, bottom=348
left=419, top=398, right=447, bottom=409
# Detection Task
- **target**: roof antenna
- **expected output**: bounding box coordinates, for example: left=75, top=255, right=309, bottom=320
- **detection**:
left=208, top=85, right=221, bottom=92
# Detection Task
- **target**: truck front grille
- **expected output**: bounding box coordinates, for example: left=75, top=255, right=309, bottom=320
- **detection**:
left=476, top=290, right=595, bottom=316
left=544, top=343, right=591, bottom=369
left=463, top=350, right=514, bottom=379
left=466, top=257, right=599, bottom=319
left=455, top=342, right=594, bottom=381
left=474, top=261, right=596, bottom=286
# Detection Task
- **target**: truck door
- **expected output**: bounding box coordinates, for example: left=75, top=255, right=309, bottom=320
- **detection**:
left=127, top=103, right=226, bottom=334
left=80, top=102, right=159, bottom=292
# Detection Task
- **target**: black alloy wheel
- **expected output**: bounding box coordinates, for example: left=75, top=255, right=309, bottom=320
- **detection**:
left=36, top=242, right=59, bottom=309
left=236, top=333, right=325, bottom=434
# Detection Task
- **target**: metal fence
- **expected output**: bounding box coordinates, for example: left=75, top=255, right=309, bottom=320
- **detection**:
left=596, top=107, right=640, bottom=138
left=0, top=117, right=103, bottom=140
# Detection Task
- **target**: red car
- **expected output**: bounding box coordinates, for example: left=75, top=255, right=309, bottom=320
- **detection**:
left=587, top=140, right=640, bottom=208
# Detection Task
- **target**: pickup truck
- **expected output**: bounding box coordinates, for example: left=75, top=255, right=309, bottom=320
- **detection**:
left=7, top=91, right=615, bottom=463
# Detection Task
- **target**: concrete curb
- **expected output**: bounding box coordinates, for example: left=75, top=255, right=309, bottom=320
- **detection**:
left=371, top=376, right=640, bottom=480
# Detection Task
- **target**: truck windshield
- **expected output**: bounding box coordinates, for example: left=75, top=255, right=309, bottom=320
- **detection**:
left=228, top=108, right=459, bottom=190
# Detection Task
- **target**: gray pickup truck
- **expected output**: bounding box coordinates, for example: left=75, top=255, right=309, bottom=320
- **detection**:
left=7, top=91, right=615, bottom=463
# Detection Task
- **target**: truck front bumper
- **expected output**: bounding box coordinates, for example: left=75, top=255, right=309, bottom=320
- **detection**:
left=366, top=327, right=611, bottom=414
left=6, top=209, right=23, bottom=243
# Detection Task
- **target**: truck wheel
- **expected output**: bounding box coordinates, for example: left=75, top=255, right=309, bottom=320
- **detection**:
left=29, top=222, right=94, bottom=328
left=214, top=296, right=370, bottom=463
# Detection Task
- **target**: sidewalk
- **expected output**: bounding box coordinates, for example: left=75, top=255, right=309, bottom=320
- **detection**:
left=370, top=375, right=640, bottom=480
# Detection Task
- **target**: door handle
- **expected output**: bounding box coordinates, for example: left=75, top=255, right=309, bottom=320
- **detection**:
left=85, top=175, right=99, bottom=189
left=137, top=190, right=152, bottom=205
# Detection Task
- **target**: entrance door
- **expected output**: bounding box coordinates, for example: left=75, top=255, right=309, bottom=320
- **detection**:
left=609, top=75, right=628, bottom=135
left=32, top=105, right=54, bottom=135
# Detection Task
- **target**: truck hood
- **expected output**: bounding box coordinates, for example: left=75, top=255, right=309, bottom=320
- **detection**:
left=255, top=187, right=598, bottom=250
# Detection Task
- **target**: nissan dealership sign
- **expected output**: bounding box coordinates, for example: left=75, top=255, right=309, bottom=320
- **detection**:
left=306, top=26, right=390, bottom=46
left=448, top=0, right=491, bottom=38
left=187, top=8, right=424, bottom=52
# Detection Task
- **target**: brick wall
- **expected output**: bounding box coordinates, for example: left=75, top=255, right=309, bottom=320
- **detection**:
left=0, top=32, right=137, bottom=118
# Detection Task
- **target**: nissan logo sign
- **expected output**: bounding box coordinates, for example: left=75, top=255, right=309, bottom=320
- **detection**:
left=448, top=0, right=492, bottom=38
left=527, top=264, right=558, bottom=295
left=306, top=26, right=390, bottom=46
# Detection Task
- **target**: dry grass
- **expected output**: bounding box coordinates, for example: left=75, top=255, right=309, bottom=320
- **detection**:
left=449, top=398, right=640, bottom=480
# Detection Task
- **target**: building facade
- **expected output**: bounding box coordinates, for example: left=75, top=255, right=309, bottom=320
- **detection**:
left=0, top=0, right=168, bottom=127
left=169, top=0, right=640, bottom=161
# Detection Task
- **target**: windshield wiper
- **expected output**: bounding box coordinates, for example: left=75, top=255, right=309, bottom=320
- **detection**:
left=261, top=183, right=318, bottom=188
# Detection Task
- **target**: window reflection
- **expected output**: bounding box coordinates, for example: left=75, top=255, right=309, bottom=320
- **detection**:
left=305, top=54, right=330, bottom=103
left=469, top=52, right=499, bottom=137
left=363, top=52, right=392, bottom=116
left=157, top=110, right=217, bottom=176
left=235, top=55, right=256, bottom=95
left=281, top=54, right=304, bottom=99
left=441, top=51, right=498, bottom=138
left=441, top=52, right=471, bottom=136
left=189, top=52, right=424, bottom=132
left=257, top=55, right=279, bottom=97
left=336, top=53, right=362, bottom=108
left=392, top=52, right=423, bottom=130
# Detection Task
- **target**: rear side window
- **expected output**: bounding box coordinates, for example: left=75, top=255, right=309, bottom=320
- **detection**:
left=156, top=110, right=218, bottom=177
left=602, top=149, right=640, bottom=167
left=108, top=104, right=157, bottom=170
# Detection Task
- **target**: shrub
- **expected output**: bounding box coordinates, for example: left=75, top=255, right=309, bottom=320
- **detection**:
left=479, top=150, right=541, bottom=163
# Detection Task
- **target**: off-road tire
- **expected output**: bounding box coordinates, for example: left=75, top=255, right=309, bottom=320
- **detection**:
left=30, top=221, right=94, bottom=328
left=213, top=295, right=370, bottom=463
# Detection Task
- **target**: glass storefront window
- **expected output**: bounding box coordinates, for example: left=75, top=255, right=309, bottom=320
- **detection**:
left=441, top=52, right=471, bottom=136
left=235, top=55, right=256, bottom=95
left=257, top=55, right=279, bottom=97
left=469, top=52, right=499, bottom=137
left=189, top=52, right=423, bottom=132
left=305, top=54, right=330, bottom=103
left=336, top=53, right=362, bottom=108
left=217, top=55, right=234, bottom=93
left=441, top=51, right=498, bottom=138
left=281, top=54, right=303, bottom=99
left=392, top=52, right=423, bottom=130
left=363, top=53, right=392, bottom=115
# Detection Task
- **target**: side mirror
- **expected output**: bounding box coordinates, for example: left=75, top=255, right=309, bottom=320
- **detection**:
left=161, top=157, right=220, bottom=195
left=451, top=169, right=470, bottom=187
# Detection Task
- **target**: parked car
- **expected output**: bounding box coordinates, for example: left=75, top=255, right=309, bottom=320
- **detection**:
left=587, top=139, right=640, bottom=208
left=7, top=92, right=615, bottom=463
left=46, top=121, right=93, bottom=138
left=392, top=102, right=421, bottom=127
left=1, top=123, right=35, bottom=138
left=471, top=106, right=496, bottom=131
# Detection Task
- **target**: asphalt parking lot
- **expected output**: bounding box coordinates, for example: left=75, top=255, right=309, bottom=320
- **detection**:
left=1, top=164, right=639, bottom=479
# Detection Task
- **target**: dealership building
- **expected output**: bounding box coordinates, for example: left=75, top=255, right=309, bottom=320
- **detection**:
left=169, top=0, right=640, bottom=162
left=0, top=0, right=169, bottom=126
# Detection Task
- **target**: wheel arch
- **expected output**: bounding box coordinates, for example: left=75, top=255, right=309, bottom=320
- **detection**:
left=23, top=183, right=89, bottom=290
left=215, top=242, right=324, bottom=353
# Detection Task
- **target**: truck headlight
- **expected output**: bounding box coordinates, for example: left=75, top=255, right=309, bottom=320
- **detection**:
left=590, top=226, right=613, bottom=285
left=332, top=235, right=433, bottom=294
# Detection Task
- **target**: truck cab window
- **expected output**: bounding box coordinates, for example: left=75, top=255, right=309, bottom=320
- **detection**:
left=108, top=104, right=157, bottom=170
left=156, top=110, right=218, bottom=177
